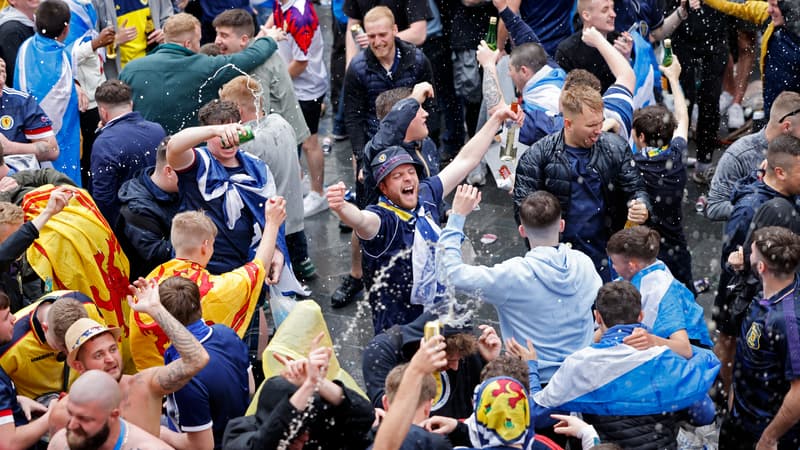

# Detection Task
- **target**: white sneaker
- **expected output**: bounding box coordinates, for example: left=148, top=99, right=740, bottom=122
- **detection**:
left=719, top=90, right=733, bottom=113
left=303, top=190, right=329, bottom=218
left=301, top=173, right=310, bottom=197
left=727, top=103, right=745, bottom=129
left=467, top=162, right=486, bottom=186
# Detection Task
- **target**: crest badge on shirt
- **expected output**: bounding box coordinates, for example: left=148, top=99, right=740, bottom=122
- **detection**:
left=0, top=116, right=13, bottom=131
left=746, top=321, right=762, bottom=350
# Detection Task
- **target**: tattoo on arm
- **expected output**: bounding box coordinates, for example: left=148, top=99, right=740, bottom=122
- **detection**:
left=34, top=142, right=51, bottom=155
left=483, top=69, right=503, bottom=110
left=151, top=308, right=209, bottom=394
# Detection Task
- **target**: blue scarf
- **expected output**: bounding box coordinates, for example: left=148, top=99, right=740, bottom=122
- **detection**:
left=377, top=195, right=445, bottom=310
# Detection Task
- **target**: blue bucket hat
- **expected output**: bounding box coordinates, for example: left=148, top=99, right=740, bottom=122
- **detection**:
left=370, top=146, right=423, bottom=185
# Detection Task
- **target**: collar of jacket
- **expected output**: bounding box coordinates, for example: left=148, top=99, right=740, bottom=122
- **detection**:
left=151, top=42, right=195, bottom=56
left=364, top=38, right=417, bottom=73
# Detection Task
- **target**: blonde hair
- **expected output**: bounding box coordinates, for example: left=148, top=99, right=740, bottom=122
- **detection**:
left=170, top=211, right=218, bottom=253
left=164, top=13, right=200, bottom=44
left=560, top=85, right=603, bottom=118
left=0, top=202, right=24, bottom=225
left=364, top=6, right=395, bottom=27
left=219, top=75, right=263, bottom=116
left=385, top=363, right=436, bottom=407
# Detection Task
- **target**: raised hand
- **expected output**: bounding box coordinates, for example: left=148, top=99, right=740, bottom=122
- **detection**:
left=505, top=336, right=537, bottom=361
left=265, top=196, right=287, bottom=227
left=451, top=184, right=482, bottom=216
left=126, top=277, right=163, bottom=315
left=477, top=324, right=501, bottom=361
left=326, top=181, right=348, bottom=212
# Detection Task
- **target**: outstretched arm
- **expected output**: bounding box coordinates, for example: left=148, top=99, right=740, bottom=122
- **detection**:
left=254, top=196, right=286, bottom=268
left=326, top=182, right=381, bottom=240
left=129, top=279, right=210, bottom=396
left=438, top=105, right=522, bottom=195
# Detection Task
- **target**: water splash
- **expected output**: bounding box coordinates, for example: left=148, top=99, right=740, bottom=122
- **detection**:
left=193, top=63, right=266, bottom=130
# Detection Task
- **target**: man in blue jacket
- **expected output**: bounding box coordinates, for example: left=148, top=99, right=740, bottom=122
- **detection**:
left=91, top=80, right=164, bottom=226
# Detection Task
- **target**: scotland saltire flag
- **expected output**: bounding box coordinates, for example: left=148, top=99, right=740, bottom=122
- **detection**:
left=630, top=27, right=661, bottom=110
left=15, top=35, right=82, bottom=186
left=533, top=324, right=720, bottom=416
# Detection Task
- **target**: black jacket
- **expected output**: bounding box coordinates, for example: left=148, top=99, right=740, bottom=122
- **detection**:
left=513, top=130, right=650, bottom=233
left=116, top=168, right=179, bottom=279
left=555, top=31, right=620, bottom=93
left=362, top=312, right=484, bottom=420
left=585, top=412, right=679, bottom=450
left=344, top=38, right=433, bottom=164
left=223, top=376, right=374, bottom=450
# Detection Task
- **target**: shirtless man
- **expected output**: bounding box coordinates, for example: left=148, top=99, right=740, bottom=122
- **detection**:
left=48, top=370, right=173, bottom=449
left=61, top=279, right=210, bottom=436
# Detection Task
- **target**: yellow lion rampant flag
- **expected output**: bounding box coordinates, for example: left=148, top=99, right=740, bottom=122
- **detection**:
left=21, top=185, right=133, bottom=372
left=128, top=258, right=266, bottom=371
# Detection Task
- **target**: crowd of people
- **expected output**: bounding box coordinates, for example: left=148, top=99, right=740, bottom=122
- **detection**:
left=0, top=0, right=797, bottom=447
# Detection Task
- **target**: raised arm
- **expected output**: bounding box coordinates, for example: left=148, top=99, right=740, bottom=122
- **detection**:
left=326, top=181, right=381, bottom=240
left=477, top=41, right=508, bottom=116
left=661, top=55, right=688, bottom=141
left=372, top=335, right=447, bottom=450
left=701, top=0, right=769, bottom=24
left=582, top=26, right=635, bottom=94
left=438, top=104, right=521, bottom=195
left=166, top=123, right=246, bottom=170
left=128, top=279, right=210, bottom=396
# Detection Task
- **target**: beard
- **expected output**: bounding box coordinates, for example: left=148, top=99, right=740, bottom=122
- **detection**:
left=67, top=421, right=110, bottom=450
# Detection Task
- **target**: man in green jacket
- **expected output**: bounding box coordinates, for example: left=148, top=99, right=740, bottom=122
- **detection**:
left=120, top=12, right=285, bottom=134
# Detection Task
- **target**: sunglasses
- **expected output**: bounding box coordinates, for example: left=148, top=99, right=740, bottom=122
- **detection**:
left=778, top=107, right=800, bottom=123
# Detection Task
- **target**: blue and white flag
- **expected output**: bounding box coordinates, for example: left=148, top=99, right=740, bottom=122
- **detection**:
left=64, top=0, right=98, bottom=49
left=194, top=146, right=308, bottom=295
left=15, top=34, right=82, bottom=186
left=533, top=324, right=720, bottom=416
left=522, top=66, right=566, bottom=116
left=630, top=28, right=661, bottom=110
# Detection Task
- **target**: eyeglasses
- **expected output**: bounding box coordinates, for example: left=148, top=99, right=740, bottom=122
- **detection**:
left=778, top=107, right=800, bottom=123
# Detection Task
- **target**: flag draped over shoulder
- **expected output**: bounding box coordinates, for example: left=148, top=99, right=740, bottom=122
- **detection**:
left=630, top=28, right=661, bottom=110
left=21, top=185, right=131, bottom=364
left=14, top=35, right=82, bottom=186
left=533, top=324, right=720, bottom=416
left=129, top=259, right=266, bottom=371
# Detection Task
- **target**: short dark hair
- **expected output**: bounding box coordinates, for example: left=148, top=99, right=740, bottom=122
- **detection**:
left=198, top=99, right=241, bottom=125
left=510, top=42, right=548, bottom=74
left=95, top=80, right=133, bottom=106
left=35, top=0, right=70, bottom=39
left=563, top=69, right=602, bottom=92
left=480, top=354, right=530, bottom=392
left=595, top=281, right=642, bottom=328
left=0, top=290, right=9, bottom=311
left=752, top=226, right=800, bottom=276
left=632, top=105, right=677, bottom=148
left=159, top=276, right=202, bottom=326
left=606, top=226, right=661, bottom=262
left=766, top=134, right=800, bottom=172
left=212, top=9, right=255, bottom=38
left=519, top=191, right=561, bottom=229
left=376, top=87, right=413, bottom=120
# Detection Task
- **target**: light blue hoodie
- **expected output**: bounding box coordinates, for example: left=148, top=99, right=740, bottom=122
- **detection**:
left=438, top=214, right=602, bottom=382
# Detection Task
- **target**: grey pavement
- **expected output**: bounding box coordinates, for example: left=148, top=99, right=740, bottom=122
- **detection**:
left=293, top=6, right=729, bottom=390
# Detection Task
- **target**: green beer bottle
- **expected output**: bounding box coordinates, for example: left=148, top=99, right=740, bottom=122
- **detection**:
left=222, top=125, right=255, bottom=149
left=662, top=39, right=673, bottom=67
left=485, top=17, right=498, bottom=51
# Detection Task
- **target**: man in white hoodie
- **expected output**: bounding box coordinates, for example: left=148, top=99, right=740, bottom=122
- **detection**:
left=438, top=187, right=602, bottom=384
